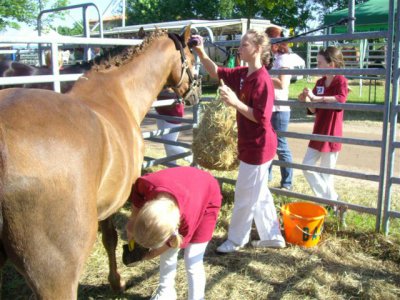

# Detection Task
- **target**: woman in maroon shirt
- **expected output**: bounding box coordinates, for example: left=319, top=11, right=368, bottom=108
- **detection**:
left=298, top=46, right=348, bottom=208
left=125, top=166, right=221, bottom=300
left=192, top=29, right=286, bottom=253
left=155, top=89, right=192, bottom=164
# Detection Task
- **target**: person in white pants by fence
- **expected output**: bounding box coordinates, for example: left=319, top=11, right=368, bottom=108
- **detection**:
left=227, top=161, right=284, bottom=248
left=303, top=148, right=339, bottom=200
left=298, top=46, right=348, bottom=207
left=155, top=89, right=192, bottom=164
left=192, top=29, right=286, bottom=253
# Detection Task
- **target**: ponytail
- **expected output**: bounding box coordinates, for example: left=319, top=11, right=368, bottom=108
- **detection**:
left=167, top=229, right=183, bottom=248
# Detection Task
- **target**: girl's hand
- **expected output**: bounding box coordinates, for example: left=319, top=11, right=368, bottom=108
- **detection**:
left=304, top=88, right=315, bottom=101
left=298, top=92, right=307, bottom=102
left=219, top=84, right=240, bottom=108
left=190, top=35, right=204, bottom=54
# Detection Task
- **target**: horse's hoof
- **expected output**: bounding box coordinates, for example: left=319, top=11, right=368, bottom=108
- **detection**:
left=119, top=279, right=126, bottom=292
left=109, top=274, right=126, bottom=292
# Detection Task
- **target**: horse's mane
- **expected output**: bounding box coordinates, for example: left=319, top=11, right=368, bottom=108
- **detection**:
left=93, top=29, right=168, bottom=71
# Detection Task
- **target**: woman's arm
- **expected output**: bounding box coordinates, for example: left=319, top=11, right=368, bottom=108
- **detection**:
left=305, top=88, right=339, bottom=103
left=219, top=84, right=258, bottom=123
left=309, top=94, right=338, bottom=103
left=192, top=36, right=218, bottom=79
left=144, top=244, right=170, bottom=260
left=272, top=70, right=291, bottom=90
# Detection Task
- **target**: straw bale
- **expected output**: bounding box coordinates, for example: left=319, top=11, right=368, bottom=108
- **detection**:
left=193, top=98, right=238, bottom=170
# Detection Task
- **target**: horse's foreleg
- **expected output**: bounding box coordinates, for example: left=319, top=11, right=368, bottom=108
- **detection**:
left=100, top=217, right=125, bottom=291
left=0, top=242, right=6, bottom=300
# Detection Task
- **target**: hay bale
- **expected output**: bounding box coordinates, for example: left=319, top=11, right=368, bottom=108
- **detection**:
left=193, top=98, right=239, bottom=170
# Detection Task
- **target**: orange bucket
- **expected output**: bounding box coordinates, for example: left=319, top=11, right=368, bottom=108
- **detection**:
left=281, top=202, right=327, bottom=247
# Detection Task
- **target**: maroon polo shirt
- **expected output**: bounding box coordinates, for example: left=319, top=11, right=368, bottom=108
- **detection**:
left=310, top=75, right=348, bottom=152
left=130, top=167, right=222, bottom=248
left=218, top=66, right=277, bottom=164
left=155, top=92, right=184, bottom=124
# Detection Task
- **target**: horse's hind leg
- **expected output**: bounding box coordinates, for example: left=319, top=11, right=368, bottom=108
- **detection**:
left=100, top=217, right=125, bottom=291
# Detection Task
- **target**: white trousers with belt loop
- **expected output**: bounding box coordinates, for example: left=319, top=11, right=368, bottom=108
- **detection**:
left=227, top=160, right=284, bottom=246
left=302, top=147, right=339, bottom=200
left=158, top=242, right=208, bottom=300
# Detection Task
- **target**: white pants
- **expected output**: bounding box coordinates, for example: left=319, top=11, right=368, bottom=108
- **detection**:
left=159, top=242, right=208, bottom=300
left=156, top=119, right=191, bottom=163
left=302, top=147, right=339, bottom=200
left=227, top=160, right=284, bottom=246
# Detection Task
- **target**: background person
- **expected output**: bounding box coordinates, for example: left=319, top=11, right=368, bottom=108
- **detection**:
left=155, top=88, right=193, bottom=164
left=192, top=29, right=286, bottom=252
left=298, top=46, right=348, bottom=208
left=125, top=166, right=222, bottom=300
left=265, top=26, right=294, bottom=190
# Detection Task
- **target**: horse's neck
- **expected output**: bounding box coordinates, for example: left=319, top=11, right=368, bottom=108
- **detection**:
left=117, top=39, right=175, bottom=123
left=70, top=37, right=175, bottom=125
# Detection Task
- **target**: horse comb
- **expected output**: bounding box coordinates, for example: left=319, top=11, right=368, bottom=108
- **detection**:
left=122, top=241, right=149, bottom=267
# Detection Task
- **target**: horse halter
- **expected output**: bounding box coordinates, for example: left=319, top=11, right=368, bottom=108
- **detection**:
left=167, top=33, right=201, bottom=105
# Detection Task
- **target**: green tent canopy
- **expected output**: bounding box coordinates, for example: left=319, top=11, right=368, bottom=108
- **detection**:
left=324, top=0, right=397, bottom=33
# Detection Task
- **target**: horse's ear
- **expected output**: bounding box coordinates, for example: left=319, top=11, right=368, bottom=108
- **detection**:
left=182, top=25, right=191, bottom=44
left=138, top=27, right=146, bottom=39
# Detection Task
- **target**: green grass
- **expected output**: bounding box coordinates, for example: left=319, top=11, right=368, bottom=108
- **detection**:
left=203, top=78, right=387, bottom=104
left=289, top=78, right=386, bottom=104
left=202, top=78, right=388, bottom=123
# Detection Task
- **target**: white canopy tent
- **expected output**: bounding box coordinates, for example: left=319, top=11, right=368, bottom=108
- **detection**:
left=104, top=18, right=279, bottom=39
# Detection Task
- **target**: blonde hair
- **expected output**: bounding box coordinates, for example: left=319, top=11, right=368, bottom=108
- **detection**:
left=245, top=29, right=271, bottom=66
left=131, top=193, right=182, bottom=249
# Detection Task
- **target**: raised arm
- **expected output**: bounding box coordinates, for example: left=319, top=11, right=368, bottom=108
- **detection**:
left=191, top=35, right=219, bottom=79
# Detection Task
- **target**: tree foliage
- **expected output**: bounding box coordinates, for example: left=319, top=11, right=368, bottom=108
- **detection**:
left=0, top=0, right=369, bottom=34
left=124, top=0, right=370, bottom=33
left=0, top=0, right=69, bottom=32
left=125, top=0, right=292, bottom=26
left=125, top=0, right=236, bottom=25
left=57, top=22, right=84, bottom=36
left=300, top=0, right=368, bottom=27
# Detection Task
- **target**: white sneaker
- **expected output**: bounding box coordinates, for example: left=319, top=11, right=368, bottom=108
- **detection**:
left=216, top=240, right=242, bottom=254
left=150, top=286, right=177, bottom=300
left=184, top=154, right=193, bottom=163
left=251, top=239, right=286, bottom=249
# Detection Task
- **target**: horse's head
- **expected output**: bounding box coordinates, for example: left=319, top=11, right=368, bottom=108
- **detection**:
left=166, top=26, right=201, bottom=106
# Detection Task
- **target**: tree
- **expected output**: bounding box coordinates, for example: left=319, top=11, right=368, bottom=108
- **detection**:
left=124, top=0, right=365, bottom=32
left=294, top=0, right=368, bottom=29
left=233, top=0, right=294, bottom=29
left=125, top=0, right=238, bottom=25
left=125, top=0, right=297, bottom=29
left=57, top=22, right=84, bottom=36
left=0, top=0, right=69, bottom=32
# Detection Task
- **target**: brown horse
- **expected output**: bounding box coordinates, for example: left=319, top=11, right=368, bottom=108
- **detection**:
left=0, top=26, right=199, bottom=299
